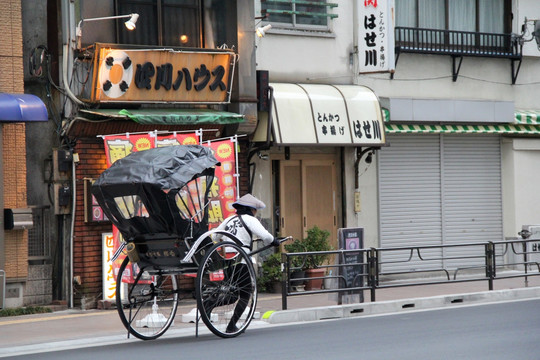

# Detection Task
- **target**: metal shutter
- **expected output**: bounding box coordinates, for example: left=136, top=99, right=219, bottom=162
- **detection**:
left=442, top=135, right=503, bottom=269
left=379, top=134, right=503, bottom=272
left=379, top=135, right=443, bottom=272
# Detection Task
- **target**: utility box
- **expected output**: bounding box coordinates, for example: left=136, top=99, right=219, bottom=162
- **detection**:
left=4, top=208, right=34, bottom=230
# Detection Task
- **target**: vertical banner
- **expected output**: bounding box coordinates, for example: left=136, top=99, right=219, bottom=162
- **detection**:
left=102, top=233, right=117, bottom=300
left=358, top=0, right=395, bottom=74
left=101, top=132, right=153, bottom=301
left=205, top=139, right=237, bottom=229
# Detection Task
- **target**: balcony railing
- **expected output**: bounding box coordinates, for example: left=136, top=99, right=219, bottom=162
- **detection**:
left=395, top=26, right=520, bottom=58
left=394, top=27, right=523, bottom=83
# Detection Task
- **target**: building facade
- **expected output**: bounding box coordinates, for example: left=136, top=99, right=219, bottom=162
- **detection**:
left=253, top=0, right=540, bottom=273
left=1, top=0, right=50, bottom=308
left=5, top=0, right=540, bottom=309
left=5, top=0, right=259, bottom=308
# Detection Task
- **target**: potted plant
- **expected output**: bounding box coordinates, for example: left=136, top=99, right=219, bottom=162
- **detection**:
left=285, top=226, right=333, bottom=290
left=283, top=238, right=307, bottom=290
left=257, top=252, right=283, bottom=293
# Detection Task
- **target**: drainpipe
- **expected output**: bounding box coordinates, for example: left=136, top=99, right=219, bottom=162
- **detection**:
left=247, top=86, right=274, bottom=192
left=352, top=0, right=359, bottom=84
left=61, top=0, right=84, bottom=108
left=60, top=0, right=81, bottom=309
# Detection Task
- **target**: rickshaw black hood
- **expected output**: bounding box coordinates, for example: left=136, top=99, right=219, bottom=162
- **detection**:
left=91, top=145, right=219, bottom=240
left=93, top=145, right=219, bottom=190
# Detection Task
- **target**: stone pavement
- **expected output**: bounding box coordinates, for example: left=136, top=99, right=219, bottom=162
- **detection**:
left=1, top=275, right=539, bottom=357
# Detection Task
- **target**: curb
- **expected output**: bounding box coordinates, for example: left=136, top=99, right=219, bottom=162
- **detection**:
left=265, top=286, right=540, bottom=324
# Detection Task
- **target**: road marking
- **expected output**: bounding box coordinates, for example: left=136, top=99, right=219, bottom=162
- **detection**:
left=0, top=312, right=112, bottom=326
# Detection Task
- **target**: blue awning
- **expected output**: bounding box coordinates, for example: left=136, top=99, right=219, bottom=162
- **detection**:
left=0, top=93, right=48, bottom=122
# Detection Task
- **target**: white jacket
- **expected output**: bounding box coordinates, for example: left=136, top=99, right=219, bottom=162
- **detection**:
left=215, top=214, right=274, bottom=248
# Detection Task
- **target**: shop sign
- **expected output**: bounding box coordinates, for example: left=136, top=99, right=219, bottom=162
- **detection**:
left=89, top=44, right=236, bottom=104
left=358, top=0, right=395, bottom=74
left=102, top=232, right=117, bottom=301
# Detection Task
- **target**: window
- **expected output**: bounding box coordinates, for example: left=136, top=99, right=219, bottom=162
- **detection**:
left=117, top=0, right=201, bottom=47
left=396, top=0, right=508, bottom=34
left=261, top=0, right=338, bottom=31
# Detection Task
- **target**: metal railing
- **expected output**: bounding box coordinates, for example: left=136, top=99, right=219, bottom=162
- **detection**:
left=395, top=26, right=521, bottom=59
left=279, top=239, right=540, bottom=310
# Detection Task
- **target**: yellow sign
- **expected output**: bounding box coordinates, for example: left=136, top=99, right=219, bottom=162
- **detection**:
left=90, top=43, right=236, bottom=104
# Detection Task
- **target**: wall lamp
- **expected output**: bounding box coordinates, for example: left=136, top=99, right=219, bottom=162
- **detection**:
left=256, top=24, right=272, bottom=38
left=75, top=13, right=139, bottom=49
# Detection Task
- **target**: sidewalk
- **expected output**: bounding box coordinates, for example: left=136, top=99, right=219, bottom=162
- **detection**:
left=1, top=275, right=539, bottom=357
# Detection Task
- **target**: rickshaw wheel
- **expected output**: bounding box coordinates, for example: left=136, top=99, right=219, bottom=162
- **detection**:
left=115, top=257, right=179, bottom=340
left=196, top=241, right=257, bottom=338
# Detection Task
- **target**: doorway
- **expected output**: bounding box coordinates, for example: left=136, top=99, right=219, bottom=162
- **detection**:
left=275, top=154, right=339, bottom=249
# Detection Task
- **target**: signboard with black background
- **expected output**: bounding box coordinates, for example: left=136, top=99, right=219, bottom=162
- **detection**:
left=338, top=227, right=364, bottom=303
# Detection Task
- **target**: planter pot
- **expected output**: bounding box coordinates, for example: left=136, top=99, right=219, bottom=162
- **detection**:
left=305, top=268, right=325, bottom=290
left=290, top=270, right=306, bottom=287
left=271, top=280, right=283, bottom=294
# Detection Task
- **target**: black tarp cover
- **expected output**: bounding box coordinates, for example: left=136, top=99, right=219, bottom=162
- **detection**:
left=92, top=145, right=219, bottom=240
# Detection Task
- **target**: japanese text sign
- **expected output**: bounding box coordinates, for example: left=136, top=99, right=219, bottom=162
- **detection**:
left=271, top=83, right=386, bottom=146
left=358, top=0, right=395, bottom=74
left=90, top=44, right=236, bottom=104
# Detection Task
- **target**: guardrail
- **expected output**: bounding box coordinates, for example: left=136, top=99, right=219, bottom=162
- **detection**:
left=279, top=239, right=540, bottom=310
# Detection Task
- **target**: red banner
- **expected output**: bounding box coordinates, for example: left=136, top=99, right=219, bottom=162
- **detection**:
left=206, top=139, right=237, bottom=228
left=100, top=133, right=237, bottom=296
left=101, top=132, right=199, bottom=291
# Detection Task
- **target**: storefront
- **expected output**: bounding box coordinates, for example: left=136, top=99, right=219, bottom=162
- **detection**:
left=378, top=99, right=540, bottom=272
left=66, top=43, right=250, bottom=307
left=252, top=83, right=386, bottom=248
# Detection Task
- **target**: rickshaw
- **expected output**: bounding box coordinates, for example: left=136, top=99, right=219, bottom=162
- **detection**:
left=92, top=145, right=286, bottom=340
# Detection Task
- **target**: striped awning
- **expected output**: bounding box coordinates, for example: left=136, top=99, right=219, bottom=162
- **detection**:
left=384, top=109, right=540, bottom=135
left=514, top=110, right=540, bottom=125
left=385, top=123, right=540, bottom=135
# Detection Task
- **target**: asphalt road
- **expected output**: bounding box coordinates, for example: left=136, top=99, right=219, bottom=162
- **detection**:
left=10, top=299, right=540, bottom=360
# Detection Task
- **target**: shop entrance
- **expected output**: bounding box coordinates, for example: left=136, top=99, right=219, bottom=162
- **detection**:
left=276, top=154, right=338, bottom=249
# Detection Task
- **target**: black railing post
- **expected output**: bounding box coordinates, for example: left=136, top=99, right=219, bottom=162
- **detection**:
left=368, top=248, right=377, bottom=302
left=523, top=240, right=529, bottom=287
left=485, top=242, right=495, bottom=291
left=281, top=252, right=288, bottom=310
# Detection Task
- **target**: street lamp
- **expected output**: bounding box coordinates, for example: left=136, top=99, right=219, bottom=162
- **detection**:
left=75, top=13, right=140, bottom=50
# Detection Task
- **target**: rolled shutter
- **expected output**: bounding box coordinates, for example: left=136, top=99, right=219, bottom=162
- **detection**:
left=379, top=134, right=503, bottom=272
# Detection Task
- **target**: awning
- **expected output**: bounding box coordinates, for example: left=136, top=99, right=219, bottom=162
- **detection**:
left=386, top=109, right=540, bottom=135
left=270, top=83, right=386, bottom=146
left=79, top=108, right=244, bottom=125
left=0, top=93, right=48, bottom=122
left=385, top=123, right=540, bottom=135
left=514, top=110, right=540, bottom=125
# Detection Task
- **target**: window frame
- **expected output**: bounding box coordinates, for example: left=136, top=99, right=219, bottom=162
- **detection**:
left=261, top=0, right=338, bottom=33
left=115, top=0, right=203, bottom=47
left=396, top=0, right=511, bottom=34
